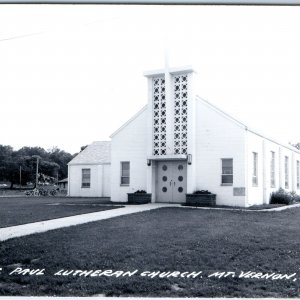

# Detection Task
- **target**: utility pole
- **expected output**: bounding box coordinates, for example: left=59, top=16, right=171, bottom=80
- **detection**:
left=36, top=158, right=39, bottom=187
left=32, top=155, right=41, bottom=188
left=19, top=166, right=22, bottom=188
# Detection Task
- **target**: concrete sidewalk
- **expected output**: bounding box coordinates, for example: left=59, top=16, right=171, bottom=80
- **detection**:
left=0, top=203, right=178, bottom=242
left=1, top=202, right=299, bottom=242
left=182, top=203, right=300, bottom=212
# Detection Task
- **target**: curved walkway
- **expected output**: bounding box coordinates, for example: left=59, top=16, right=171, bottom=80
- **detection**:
left=1, top=202, right=299, bottom=242
left=0, top=203, right=178, bottom=242
left=182, top=203, right=300, bottom=212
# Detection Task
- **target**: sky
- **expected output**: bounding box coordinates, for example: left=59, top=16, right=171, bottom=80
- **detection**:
left=1, top=5, right=300, bottom=154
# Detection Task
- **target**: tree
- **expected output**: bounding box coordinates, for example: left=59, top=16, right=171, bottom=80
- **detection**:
left=48, top=147, right=74, bottom=180
left=80, top=145, right=88, bottom=152
left=39, top=160, right=60, bottom=178
left=17, top=146, right=49, bottom=161
left=17, top=155, right=33, bottom=186
left=0, top=145, right=13, bottom=182
left=0, top=144, right=75, bottom=188
left=292, top=143, right=300, bottom=150
left=5, top=154, right=35, bottom=188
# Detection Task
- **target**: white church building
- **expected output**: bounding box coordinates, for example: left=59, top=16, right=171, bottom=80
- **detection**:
left=68, top=65, right=300, bottom=207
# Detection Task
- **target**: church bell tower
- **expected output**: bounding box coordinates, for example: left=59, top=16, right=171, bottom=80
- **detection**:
left=144, top=65, right=196, bottom=159
left=144, top=65, right=197, bottom=199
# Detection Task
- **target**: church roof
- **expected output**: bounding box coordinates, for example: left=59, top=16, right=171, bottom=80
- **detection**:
left=110, top=105, right=147, bottom=138
left=68, top=141, right=111, bottom=165
left=197, top=96, right=300, bottom=154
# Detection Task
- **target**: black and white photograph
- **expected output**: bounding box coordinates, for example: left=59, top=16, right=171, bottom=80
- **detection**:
left=0, top=2, right=300, bottom=297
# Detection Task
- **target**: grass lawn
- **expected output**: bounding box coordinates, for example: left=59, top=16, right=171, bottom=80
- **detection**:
left=0, top=189, right=30, bottom=197
left=0, top=197, right=121, bottom=228
left=0, top=207, right=300, bottom=297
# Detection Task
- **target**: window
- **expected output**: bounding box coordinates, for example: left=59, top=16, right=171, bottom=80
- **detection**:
left=297, top=160, right=300, bottom=189
left=252, top=152, right=258, bottom=186
left=285, top=156, right=289, bottom=189
left=121, top=162, right=130, bottom=185
left=81, top=168, right=91, bottom=188
left=270, top=151, right=276, bottom=188
left=221, top=159, right=233, bottom=185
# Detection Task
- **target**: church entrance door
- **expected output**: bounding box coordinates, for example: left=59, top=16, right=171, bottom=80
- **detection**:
left=156, top=161, right=187, bottom=203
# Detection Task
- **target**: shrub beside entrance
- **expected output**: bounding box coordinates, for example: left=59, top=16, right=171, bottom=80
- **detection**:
left=186, top=190, right=216, bottom=207
left=127, top=190, right=151, bottom=204
left=270, top=188, right=300, bottom=205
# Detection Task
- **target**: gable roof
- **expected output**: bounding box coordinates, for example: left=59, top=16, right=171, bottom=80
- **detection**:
left=107, top=94, right=299, bottom=155
left=110, top=105, right=147, bottom=138
left=68, top=141, right=111, bottom=165
left=197, top=96, right=300, bottom=154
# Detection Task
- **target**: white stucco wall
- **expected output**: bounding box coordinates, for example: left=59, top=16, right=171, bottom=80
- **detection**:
left=292, top=152, right=300, bottom=193
left=194, top=99, right=300, bottom=207
left=195, top=100, right=247, bottom=207
left=276, top=145, right=300, bottom=194
left=278, top=147, right=293, bottom=192
left=246, top=130, right=300, bottom=205
left=110, top=108, right=148, bottom=202
left=102, top=164, right=111, bottom=197
left=68, top=163, right=111, bottom=197
left=246, top=131, right=265, bottom=206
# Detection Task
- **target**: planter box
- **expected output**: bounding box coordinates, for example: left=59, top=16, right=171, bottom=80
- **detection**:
left=127, top=193, right=152, bottom=204
left=186, top=193, right=216, bottom=207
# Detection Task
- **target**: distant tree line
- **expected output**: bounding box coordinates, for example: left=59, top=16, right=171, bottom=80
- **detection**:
left=0, top=145, right=76, bottom=188
left=293, top=143, right=300, bottom=150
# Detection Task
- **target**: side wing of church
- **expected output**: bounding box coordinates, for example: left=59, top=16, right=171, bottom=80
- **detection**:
left=68, top=66, right=300, bottom=207
left=68, top=141, right=111, bottom=197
